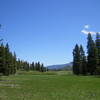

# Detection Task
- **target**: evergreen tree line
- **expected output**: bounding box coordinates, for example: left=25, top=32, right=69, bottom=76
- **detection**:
left=17, top=60, right=47, bottom=72
left=0, top=43, right=17, bottom=75
left=30, top=62, right=47, bottom=72
left=0, top=42, right=46, bottom=76
left=73, top=33, right=100, bottom=75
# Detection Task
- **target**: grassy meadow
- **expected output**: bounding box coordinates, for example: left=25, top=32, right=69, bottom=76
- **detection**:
left=0, top=71, right=100, bottom=100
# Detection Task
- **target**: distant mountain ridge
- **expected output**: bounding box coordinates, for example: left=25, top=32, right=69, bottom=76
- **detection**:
left=47, top=62, right=72, bottom=70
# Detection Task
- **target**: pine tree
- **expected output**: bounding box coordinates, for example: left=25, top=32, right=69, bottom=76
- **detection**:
left=0, top=43, right=5, bottom=74
left=0, top=42, right=17, bottom=75
left=23, top=61, right=30, bottom=71
left=35, top=62, right=40, bottom=71
left=35, top=62, right=38, bottom=71
left=41, top=64, right=44, bottom=72
left=80, top=45, right=87, bottom=75
left=5, top=43, right=10, bottom=75
left=16, top=59, right=21, bottom=70
left=95, top=32, right=100, bottom=74
left=30, top=62, right=35, bottom=71
left=9, top=52, right=13, bottom=74
left=87, top=33, right=98, bottom=75
left=12, top=52, right=17, bottom=74
left=37, top=62, right=41, bottom=71
left=73, top=44, right=80, bottom=75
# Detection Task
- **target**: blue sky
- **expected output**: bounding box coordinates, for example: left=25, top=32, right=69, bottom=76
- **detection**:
left=0, top=0, right=100, bottom=66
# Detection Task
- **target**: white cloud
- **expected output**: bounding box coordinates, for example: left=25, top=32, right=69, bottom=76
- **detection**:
left=81, top=29, right=96, bottom=35
left=81, top=30, right=89, bottom=34
left=81, top=24, right=97, bottom=35
left=84, top=25, right=90, bottom=29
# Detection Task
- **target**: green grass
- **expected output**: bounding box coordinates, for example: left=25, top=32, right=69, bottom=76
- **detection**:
left=0, top=71, right=100, bottom=100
